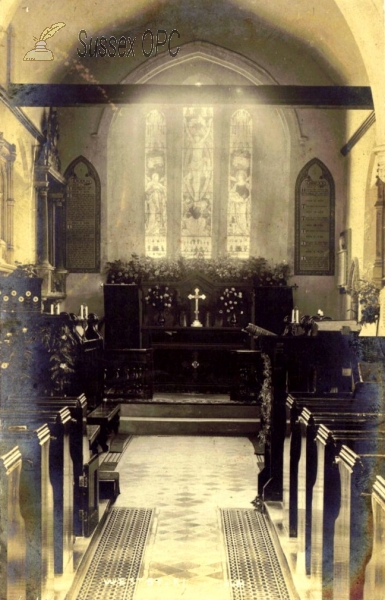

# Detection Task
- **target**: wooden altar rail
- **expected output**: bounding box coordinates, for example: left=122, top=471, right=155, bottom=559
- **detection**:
left=363, top=475, right=385, bottom=600
left=0, top=424, right=54, bottom=600
left=0, top=445, right=26, bottom=600
left=103, top=349, right=154, bottom=400
left=1, top=406, right=74, bottom=575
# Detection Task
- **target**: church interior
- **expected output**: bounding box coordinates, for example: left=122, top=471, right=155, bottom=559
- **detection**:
left=1, top=1, right=385, bottom=599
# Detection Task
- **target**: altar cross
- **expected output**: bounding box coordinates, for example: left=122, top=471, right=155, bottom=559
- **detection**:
left=188, top=287, right=206, bottom=327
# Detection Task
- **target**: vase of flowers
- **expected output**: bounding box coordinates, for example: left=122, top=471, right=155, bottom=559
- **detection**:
left=144, top=285, right=173, bottom=326
left=218, top=287, right=244, bottom=326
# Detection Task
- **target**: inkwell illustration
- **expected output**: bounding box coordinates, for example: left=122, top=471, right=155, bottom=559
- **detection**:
left=24, top=22, right=66, bottom=61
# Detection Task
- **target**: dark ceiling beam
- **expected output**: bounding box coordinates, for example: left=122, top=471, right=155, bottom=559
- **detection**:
left=6, top=84, right=374, bottom=109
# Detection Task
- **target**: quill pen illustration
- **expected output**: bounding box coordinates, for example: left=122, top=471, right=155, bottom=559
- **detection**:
left=24, top=22, right=66, bottom=61
left=39, top=22, right=66, bottom=41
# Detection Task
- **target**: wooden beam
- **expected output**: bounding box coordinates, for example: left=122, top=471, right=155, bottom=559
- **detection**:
left=6, top=84, right=374, bottom=109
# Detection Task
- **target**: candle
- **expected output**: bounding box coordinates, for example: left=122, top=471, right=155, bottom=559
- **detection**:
left=84, top=305, right=88, bottom=319
left=55, top=303, right=60, bottom=315
left=295, top=308, right=300, bottom=324
left=50, top=304, right=54, bottom=315
left=80, top=304, right=84, bottom=319
left=291, top=309, right=295, bottom=323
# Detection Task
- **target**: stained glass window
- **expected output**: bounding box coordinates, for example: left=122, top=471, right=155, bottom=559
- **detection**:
left=227, top=109, right=252, bottom=258
left=145, top=110, right=167, bottom=258
left=181, top=107, right=213, bottom=258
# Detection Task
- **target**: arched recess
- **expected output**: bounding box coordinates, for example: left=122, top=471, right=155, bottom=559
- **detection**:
left=64, top=156, right=101, bottom=273
left=96, top=41, right=304, bottom=145
left=102, top=41, right=301, bottom=261
left=295, top=158, right=335, bottom=276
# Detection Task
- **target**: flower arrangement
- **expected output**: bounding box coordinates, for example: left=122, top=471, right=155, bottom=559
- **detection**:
left=218, top=287, right=244, bottom=316
left=106, top=254, right=291, bottom=285
left=144, top=285, right=174, bottom=312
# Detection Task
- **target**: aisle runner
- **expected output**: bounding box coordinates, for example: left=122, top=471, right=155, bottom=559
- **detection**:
left=76, top=508, right=153, bottom=600
left=221, top=509, right=292, bottom=600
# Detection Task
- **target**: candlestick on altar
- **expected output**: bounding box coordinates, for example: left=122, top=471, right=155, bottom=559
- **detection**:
left=188, top=287, right=206, bottom=327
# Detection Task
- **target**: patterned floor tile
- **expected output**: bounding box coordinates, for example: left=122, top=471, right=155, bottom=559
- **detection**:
left=113, top=436, right=261, bottom=600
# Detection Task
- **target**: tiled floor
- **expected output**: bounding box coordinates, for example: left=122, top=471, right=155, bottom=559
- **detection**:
left=114, top=435, right=260, bottom=600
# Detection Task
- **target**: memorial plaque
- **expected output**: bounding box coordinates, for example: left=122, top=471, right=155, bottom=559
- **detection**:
left=64, top=157, right=100, bottom=272
left=295, top=158, right=335, bottom=275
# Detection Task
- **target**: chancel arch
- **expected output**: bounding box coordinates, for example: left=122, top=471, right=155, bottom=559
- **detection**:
left=104, top=44, right=296, bottom=263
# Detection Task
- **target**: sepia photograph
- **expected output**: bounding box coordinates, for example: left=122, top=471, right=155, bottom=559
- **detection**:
left=0, top=1, right=384, bottom=599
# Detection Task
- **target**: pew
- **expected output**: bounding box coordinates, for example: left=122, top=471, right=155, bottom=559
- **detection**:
left=0, top=444, right=26, bottom=600
left=294, top=410, right=385, bottom=577
left=332, top=446, right=385, bottom=600
left=0, top=424, right=55, bottom=600
left=1, top=406, right=74, bottom=574
left=363, top=475, right=385, bottom=600
left=9, top=394, right=101, bottom=537
left=284, top=395, right=375, bottom=537
left=283, top=394, right=366, bottom=536
left=87, top=401, right=120, bottom=452
left=310, top=428, right=385, bottom=599
left=36, top=399, right=101, bottom=537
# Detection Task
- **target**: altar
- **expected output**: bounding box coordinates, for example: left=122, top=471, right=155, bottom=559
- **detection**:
left=103, top=271, right=293, bottom=395
left=142, top=325, right=249, bottom=393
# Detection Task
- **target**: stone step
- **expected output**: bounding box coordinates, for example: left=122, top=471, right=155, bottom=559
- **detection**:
left=120, top=403, right=260, bottom=419
left=120, top=416, right=260, bottom=435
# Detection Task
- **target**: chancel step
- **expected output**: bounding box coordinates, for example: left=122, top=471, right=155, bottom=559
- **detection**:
left=119, top=402, right=260, bottom=435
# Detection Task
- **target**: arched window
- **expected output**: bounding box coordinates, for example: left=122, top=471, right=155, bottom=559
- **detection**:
left=145, top=111, right=167, bottom=258
left=64, top=156, right=101, bottom=272
left=181, top=107, right=213, bottom=258
left=227, top=109, right=252, bottom=258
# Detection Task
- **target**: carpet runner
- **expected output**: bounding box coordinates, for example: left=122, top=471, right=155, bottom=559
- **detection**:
left=221, top=509, right=294, bottom=600
left=70, top=508, right=153, bottom=600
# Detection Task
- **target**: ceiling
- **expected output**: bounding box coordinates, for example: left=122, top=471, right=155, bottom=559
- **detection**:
left=4, top=0, right=374, bottom=87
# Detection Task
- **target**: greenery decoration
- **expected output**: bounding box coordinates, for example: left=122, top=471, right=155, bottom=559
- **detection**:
left=352, top=279, right=380, bottom=325
left=258, top=353, right=273, bottom=446
left=105, top=254, right=291, bottom=285
left=40, top=319, right=80, bottom=394
left=1, top=262, right=39, bottom=278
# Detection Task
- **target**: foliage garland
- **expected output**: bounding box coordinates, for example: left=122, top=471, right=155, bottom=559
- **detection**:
left=105, top=254, right=291, bottom=286
left=258, top=353, right=273, bottom=446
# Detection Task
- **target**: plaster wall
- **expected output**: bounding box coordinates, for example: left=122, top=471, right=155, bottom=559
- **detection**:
left=345, top=112, right=377, bottom=281
left=0, top=103, right=37, bottom=267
